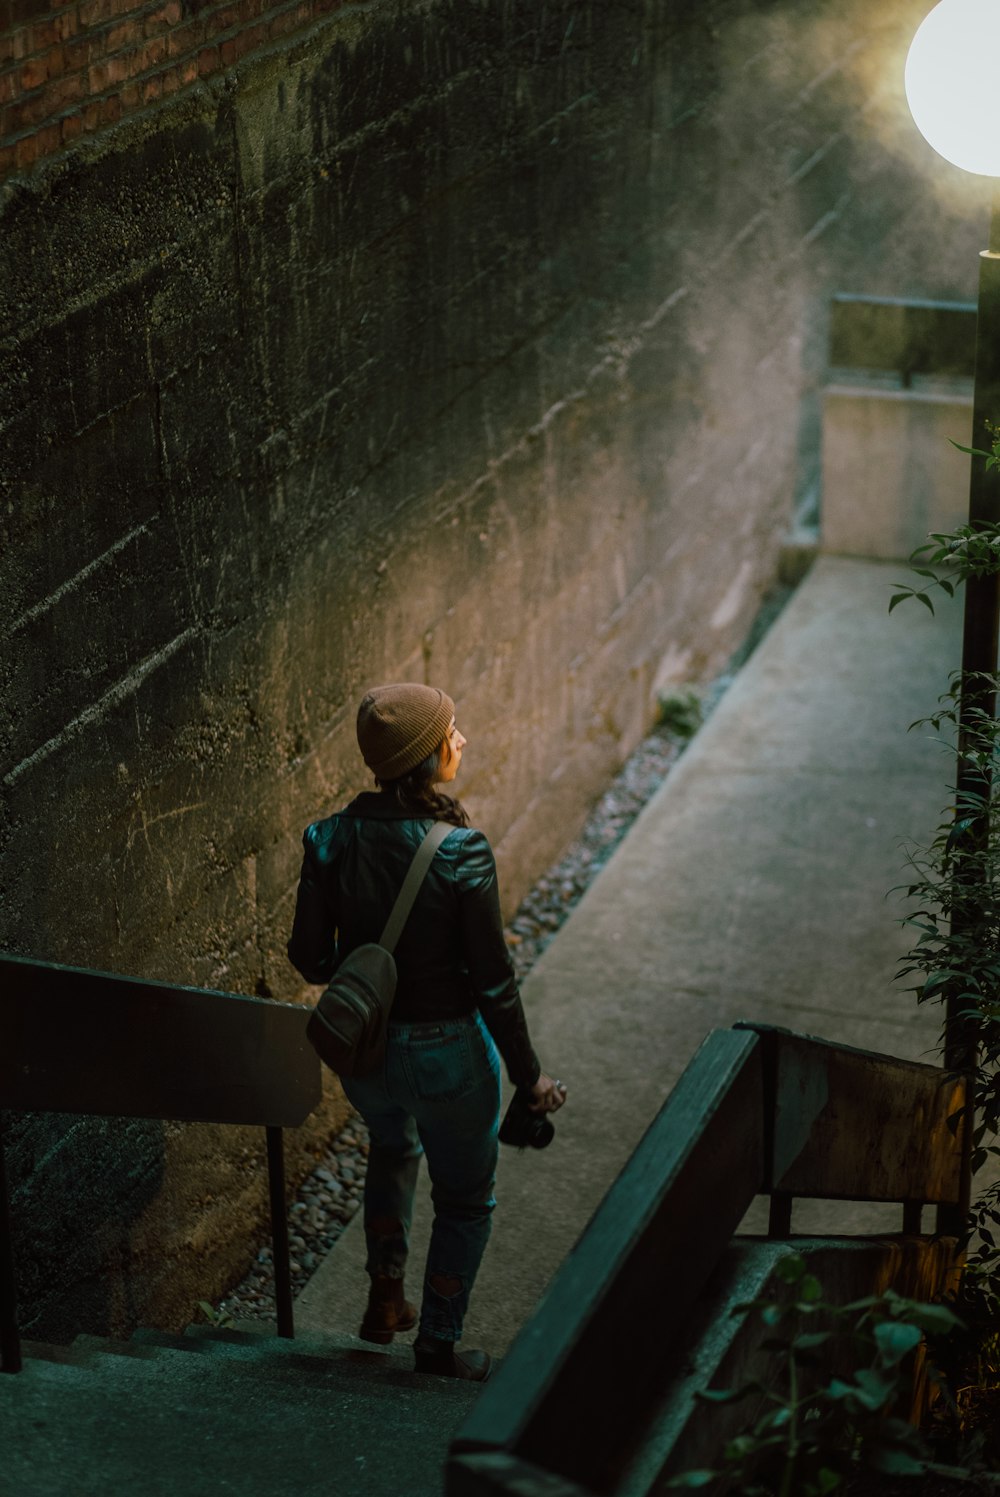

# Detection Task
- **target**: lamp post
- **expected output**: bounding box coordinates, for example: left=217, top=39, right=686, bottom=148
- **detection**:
left=905, top=0, right=1000, bottom=1234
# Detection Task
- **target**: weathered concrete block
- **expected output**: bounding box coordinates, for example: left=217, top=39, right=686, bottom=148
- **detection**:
left=822, top=383, right=973, bottom=560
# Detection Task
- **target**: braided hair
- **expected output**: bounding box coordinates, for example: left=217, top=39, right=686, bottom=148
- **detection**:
left=377, top=746, right=469, bottom=828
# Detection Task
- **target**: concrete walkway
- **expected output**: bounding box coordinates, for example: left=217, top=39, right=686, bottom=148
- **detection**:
left=297, top=556, right=963, bottom=1355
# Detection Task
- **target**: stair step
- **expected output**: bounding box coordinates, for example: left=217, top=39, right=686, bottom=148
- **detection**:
left=19, top=1338, right=94, bottom=1369
left=73, top=1332, right=164, bottom=1360
left=129, top=1325, right=428, bottom=1385
left=19, top=1335, right=161, bottom=1369
left=188, top=1321, right=376, bottom=1352
left=183, top=1322, right=416, bottom=1365
left=5, top=1331, right=485, bottom=1497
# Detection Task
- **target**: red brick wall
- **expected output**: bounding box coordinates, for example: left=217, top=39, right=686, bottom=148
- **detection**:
left=0, top=0, right=344, bottom=180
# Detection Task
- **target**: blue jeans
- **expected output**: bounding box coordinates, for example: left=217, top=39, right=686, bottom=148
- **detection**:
left=340, top=1011, right=502, bottom=1343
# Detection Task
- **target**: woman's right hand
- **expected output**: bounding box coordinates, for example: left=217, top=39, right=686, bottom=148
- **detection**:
left=529, top=1072, right=568, bottom=1113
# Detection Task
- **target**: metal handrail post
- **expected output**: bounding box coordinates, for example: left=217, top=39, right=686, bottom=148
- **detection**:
left=0, top=1118, right=22, bottom=1373
left=266, top=1126, right=294, bottom=1339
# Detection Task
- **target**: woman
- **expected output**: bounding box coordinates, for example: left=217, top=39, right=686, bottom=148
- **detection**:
left=287, top=682, right=566, bottom=1381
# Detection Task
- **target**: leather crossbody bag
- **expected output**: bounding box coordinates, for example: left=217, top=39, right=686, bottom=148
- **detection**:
left=305, top=820, right=453, bottom=1078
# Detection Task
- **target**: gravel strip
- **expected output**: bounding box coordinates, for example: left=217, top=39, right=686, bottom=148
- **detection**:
left=209, top=586, right=795, bottom=1326
left=213, top=1124, right=370, bottom=1322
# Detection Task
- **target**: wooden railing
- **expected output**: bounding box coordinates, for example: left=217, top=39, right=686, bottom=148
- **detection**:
left=447, top=1023, right=967, bottom=1497
left=0, top=952, right=322, bottom=1374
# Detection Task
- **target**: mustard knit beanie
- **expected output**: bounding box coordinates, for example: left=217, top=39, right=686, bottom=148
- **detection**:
left=356, top=683, right=455, bottom=782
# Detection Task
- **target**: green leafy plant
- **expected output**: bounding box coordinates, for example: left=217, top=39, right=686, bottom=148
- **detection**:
left=922, top=1267, right=1000, bottom=1470
left=664, top=1257, right=958, bottom=1491
left=657, top=688, right=704, bottom=741
left=196, top=1299, right=235, bottom=1330
left=893, top=674, right=1000, bottom=1465
left=666, top=1254, right=962, bottom=1496
left=889, top=422, right=1000, bottom=616
left=890, top=421, right=1000, bottom=1467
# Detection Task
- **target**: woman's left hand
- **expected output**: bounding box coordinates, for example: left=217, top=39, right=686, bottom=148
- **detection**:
left=528, top=1072, right=568, bottom=1113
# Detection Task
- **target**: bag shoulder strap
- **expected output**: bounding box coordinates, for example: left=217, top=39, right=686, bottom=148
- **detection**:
left=378, top=820, right=455, bottom=953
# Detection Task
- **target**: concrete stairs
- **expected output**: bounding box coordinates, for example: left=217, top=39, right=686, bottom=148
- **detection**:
left=2, top=1326, right=483, bottom=1497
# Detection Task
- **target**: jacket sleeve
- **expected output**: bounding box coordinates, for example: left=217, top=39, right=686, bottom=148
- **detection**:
left=286, top=830, right=339, bottom=986
left=455, top=831, right=541, bottom=1091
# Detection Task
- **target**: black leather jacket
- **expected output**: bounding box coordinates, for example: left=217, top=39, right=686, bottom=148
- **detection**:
left=287, top=792, right=541, bottom=1090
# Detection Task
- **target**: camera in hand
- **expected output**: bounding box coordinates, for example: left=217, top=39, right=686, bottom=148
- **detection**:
left=498, top=1087, right=555, bottom=1150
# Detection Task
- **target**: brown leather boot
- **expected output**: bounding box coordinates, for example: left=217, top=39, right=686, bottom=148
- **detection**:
left=413, top=1336, right=492, bottom=1382
left=359, top=1274, right=417, bottom=1345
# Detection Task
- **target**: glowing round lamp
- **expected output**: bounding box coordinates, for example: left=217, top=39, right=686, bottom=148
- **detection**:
left=905, top=0, right=1000, bottom=177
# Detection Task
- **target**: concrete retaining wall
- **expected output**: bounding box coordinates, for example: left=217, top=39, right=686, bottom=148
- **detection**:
left=823, top=382, right=974, bottom=560
left=0, top=0, right=989, bottom=1337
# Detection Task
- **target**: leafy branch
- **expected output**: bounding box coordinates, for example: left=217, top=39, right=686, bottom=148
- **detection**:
left=666, top=1254, right=963, bottom=1495
left=889, top=458, right=1000, bottom=1463
left=889, top=421, right=1000, bottom=614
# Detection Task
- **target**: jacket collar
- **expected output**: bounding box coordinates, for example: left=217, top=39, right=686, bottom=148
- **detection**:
left=340, top=791, right=429, bottom=821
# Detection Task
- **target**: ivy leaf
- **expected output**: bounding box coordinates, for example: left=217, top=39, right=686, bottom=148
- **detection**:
left=847, top=1367, right=896, bottom=1410
left=750, top=1406, right=794, bottom=1438
left=664, top=1473, right=719, bottom=1489
left=874, top=1320, right=922, bottom=1365
left=775, top=1254, right=807, bottom=1285
left=841, top=1295, right=880, bottom=1313
left=868, top=1447, right=926, bottom=1476
left=901, top=1303, right=963, bottom=1335
left=697, top=1385, right=756, bottom=1405
left=793, top=1330, right=833, bottom=1350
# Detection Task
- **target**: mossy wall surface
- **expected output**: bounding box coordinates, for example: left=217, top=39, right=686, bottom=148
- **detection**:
left=0, top=0, right=987, bottom=1337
